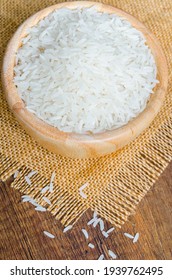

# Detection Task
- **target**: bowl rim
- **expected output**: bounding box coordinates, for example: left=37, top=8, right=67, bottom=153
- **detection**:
left=2, top=1, right=168, bottom=146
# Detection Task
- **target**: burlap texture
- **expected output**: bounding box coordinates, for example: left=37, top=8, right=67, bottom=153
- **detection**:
left=0, top=0, right=172, bottom=227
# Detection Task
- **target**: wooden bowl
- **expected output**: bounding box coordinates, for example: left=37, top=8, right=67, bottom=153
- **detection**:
left=2, top=1, right=168, bottom=158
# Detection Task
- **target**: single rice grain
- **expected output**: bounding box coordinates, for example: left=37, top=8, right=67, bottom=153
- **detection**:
left=43, top=196, right=51, bottom=205
left=108, top=250, right=117, bottom=259
left=133, top=233, right=139, bottom=243
left=124, top=233, right=134, bottom=239
left=82, top=229, right=89, bottom=239
left=88, top=243, right=95, bottom=249
left=14, top=170, right=19, bottom=178
left=63, top=225, right=73, bottom=233
left=43, top=231, right=55, bottom=238
left=98, top=254, right=104, bottom=260
left=27, top=170, right=37, bottom=178
left=106, top=227, right=115, bottom=234
left=25, top=176, right=31, bottom=185
left=35, top=206, right=47, bottom=212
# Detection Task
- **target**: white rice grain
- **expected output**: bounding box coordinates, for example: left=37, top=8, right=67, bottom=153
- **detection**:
left=22, top=197, right=31, bottom=202
left=14, top=170, right=19, bottom=178
left=63, top=225, right=73, bottom=233
left=79, top=191, right=87, bottom=199
left=22, top=195, right=31, bottom=198
left=99, top=219, right=104, bottom=231
left=79, top=182, right=88, bottom=199
left=133, top=232, right=140, bottom=243
left=29, top=200, right=39, bottom=207
left=88, top=243, right=95, bottom=249
left=25, top=176, right=31, bottom=185
left=41, top=185, right=50, bottom=194
left=93, top=211, right=98, bottom=219
left=27, top=170, right=37, bottom=178
left=108, top=249, right=117, bottom=259
left=82, top=229, right=89, bottom=239
left=35, top=206, right=47, bottom=212
left=102, top=231, right=109, bottom=238
left=49, top=171, right=55, bottom=193
left=79, top=182, right=88, bottom=191
left=43, top=196, right=51, bottom=205
left=22, top=195, right=41, bottom=207
left=43, top=231, right=55, bottom=238
left=124, top=232, right=134, bottom=239
left=106, top=227, right=115, bottom=234
left=93, top=218, right=101, bottom=228
left=87, top=218, right=95, bottom=226
left=98, top=254, right=104, bottom=260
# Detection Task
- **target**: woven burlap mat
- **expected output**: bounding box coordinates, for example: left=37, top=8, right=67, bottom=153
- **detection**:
left=0, top=0, right=172, bottom=227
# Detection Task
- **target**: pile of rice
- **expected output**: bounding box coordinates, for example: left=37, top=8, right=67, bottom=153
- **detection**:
left=14, top=7, right=158, bottom=133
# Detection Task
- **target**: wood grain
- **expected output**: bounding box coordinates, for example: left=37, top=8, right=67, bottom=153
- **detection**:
left=1, top=1, right=168, bottom=158
left=0, top=162, right=171, bottom=260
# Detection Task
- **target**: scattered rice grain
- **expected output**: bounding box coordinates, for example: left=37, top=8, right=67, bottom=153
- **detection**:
left=87, top=218, right=95, bottom=225
left=22, top=195, right=31, bottom=200
left=98, top=254, right=104, bottom=260
left=79, top=191, right=87, bottom=199
left=41, top=186, right=50, bottom=194
left=108, top=249, right=117, bottom=259
left=93, top=218, right=101, bottom=228
left=43, top=231, right=55, bottom=238
left=35, top=206, right=47, bottom=212
left=49, top=171, right=55, bottom=193
left=43, top=196, right=51, bottom=205
left=82, top=229, right=89, bottom=239
left=102, top=231, right=109, bottom=238
left=124, top=233, right=134, bottom=239
left=88, top=243, right=95, bottom=249
left=22, top=197, right=31, bottom=202
left=14, top=170, right=19, bottom=178
left=106, top=227, right=115, bottom=234
left=25, top=176, right=31, bottom=185
left=99, top=219, right=104, bottom=231
left=79, top=182, right=89, bottom=191
left=27, top=170, right=37, bottom=178
left=29, top=200, right=39, bottom=207
left=63, top=225, right=73, bottom=233
left=133, top=232, right=139, bottom=243
left=93, top=211, right=98, bottom=219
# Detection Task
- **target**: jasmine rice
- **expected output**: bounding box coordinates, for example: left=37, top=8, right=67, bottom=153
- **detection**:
left=14, top=7, right=158, bottom=133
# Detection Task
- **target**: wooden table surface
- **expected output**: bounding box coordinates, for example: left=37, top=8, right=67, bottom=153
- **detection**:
left=0, top=162, right=172, bottom=260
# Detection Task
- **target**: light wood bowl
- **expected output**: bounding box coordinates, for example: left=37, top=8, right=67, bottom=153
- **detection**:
left=2, top=1, right=168, bottom=158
